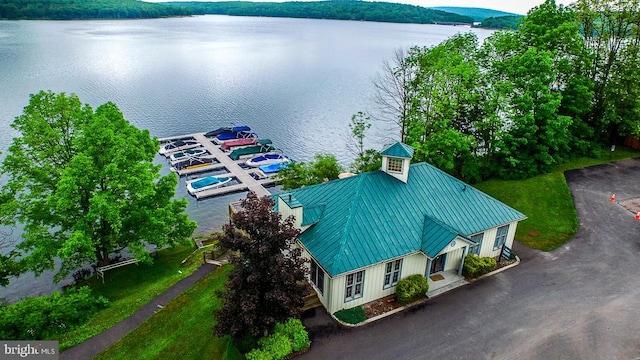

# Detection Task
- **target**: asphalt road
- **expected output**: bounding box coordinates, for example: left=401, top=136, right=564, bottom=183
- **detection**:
left=300, top=158, right=640, bottom=360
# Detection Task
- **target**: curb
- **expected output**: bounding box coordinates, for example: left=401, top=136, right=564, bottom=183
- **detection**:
left=468, top=255, right=521, bottom=283
left=330, top=256, right=521, bottom=328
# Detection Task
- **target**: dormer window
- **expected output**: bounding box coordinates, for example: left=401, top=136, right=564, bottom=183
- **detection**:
left=387, top=158, right=403, bottom=173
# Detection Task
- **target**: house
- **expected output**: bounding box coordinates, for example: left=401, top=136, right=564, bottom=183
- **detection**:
left=275, top=142, right=526, bottom=314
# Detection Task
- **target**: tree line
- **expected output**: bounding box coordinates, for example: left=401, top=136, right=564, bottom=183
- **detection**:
left=475, top=15, right=523, bottom=29
left=369, top=0, right=640, bottom=182
left=170, top=1, right=474, bottom=25
left=0, top=0, right=190, bottom=20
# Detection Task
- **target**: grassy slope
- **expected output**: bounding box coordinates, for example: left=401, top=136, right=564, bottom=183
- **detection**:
left=476, top=146, right=640, bottom=251
left=56, top=244, right=207, bottom=350
left=94, top=265, right=235, bottom=360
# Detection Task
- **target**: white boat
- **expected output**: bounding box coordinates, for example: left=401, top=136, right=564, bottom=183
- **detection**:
left=186, top=176, right=232, bottom=195
left=245, top=153, right=290, bottom=167
left=169, top=148, right=208, bottom=162
left=159, top=140, right=201, bottom=155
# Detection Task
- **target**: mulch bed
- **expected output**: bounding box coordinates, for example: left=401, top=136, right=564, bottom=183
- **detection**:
left=361, top=294, right=403, bottom=319
left=361, top=258, right=517, bottom=319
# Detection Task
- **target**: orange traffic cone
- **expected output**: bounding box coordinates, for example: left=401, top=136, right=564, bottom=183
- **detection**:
left=635, top=212, right=640, bottom=220
left=610, top=193, right=616, bottom=202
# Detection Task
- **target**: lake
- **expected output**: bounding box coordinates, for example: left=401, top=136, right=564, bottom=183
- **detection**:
left=0, top=15, right=493, bottom=301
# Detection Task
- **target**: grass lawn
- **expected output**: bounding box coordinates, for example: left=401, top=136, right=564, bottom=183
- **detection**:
left=476, top=146, right=640, bottom=251
left=93, top=265, right=237, bottom=360
left=55, top=243, right=211, bottom=350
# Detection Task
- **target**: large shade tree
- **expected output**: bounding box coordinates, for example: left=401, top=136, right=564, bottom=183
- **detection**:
left=0, top=91, right=196, bottom=282
left=214, top=191, right=308, bottom=341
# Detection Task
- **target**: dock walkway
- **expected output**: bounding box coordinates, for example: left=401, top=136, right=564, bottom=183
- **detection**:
left=160, top=133, right=274, bottom=199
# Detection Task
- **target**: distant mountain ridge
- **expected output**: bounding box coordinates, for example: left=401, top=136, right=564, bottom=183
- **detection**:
left=169, top=1, right=475, bottom=25
left=429, top=6, right=521, bottom=21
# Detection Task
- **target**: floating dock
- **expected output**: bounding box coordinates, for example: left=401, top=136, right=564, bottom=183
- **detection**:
left=159, top=132, right=275, bottom=200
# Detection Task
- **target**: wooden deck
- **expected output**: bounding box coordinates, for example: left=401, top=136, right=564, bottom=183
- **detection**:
left=160, top=132, right=274, bottom=199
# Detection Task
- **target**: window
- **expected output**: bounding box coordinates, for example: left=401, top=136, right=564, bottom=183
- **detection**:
left=345, top=270, right=364, bottom=302
left=383, top=259, right=402, bottom=289
left=387, top=158, right=403, bottom=173
left=493, top=225, right=509, bottom=249
left=310, top=260, right=324, bottom=294
left=469, top=233, right=484, bottom=255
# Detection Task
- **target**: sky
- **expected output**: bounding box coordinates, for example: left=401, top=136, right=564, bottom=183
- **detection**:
left=146, top=0, right=575, bottom=16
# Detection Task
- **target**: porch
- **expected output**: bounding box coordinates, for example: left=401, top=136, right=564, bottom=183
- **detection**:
left=426, top=270, right=467, bottom=298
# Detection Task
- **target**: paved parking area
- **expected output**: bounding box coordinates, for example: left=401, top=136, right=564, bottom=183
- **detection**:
left=301, top=158, right=640, bottom=360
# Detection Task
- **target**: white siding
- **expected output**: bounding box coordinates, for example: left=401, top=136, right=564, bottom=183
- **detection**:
left=380, top=156, right=411, bottom=183
left=473, top=220, right=519, bottom=258
left=443, top=248, right=464, bottom=272
left=325, top=252, right=427, bottom=313
left=277, top=196, right=302, bottom=229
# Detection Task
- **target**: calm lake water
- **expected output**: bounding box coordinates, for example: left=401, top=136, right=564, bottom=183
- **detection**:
left=0, top=15, right=493, bottom=301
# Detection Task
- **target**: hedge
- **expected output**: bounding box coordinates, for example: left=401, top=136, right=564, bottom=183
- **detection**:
left=0, top=286, right=108, bottom=340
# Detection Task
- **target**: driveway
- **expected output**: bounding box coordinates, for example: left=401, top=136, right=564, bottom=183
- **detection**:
left=300, top=158, right=640, bottom=360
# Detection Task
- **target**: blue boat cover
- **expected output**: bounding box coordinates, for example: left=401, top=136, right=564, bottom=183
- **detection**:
left=259, top=162, right=289, bottom=174
left=192, top=176, right=226, bottom=189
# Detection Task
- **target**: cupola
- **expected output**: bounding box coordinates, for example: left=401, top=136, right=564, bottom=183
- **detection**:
left=380, top=142, right=414, bottom=183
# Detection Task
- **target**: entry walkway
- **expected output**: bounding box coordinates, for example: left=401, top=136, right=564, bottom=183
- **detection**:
left=60, top=264, right=216, bottom=360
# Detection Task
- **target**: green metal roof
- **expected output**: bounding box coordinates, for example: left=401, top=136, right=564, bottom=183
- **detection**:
left=421, top=217, right=472, bottom=257
left=380, top=142, right=414, bottom=158
left=283, top=162, right=526, bottom=277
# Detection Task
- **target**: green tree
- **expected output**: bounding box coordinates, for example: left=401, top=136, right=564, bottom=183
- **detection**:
left=0, top=91, right=196, bottom=282
left=404, top=33, right=481, bottom=177
left=574, top=0, right=640, bottom=142
left=214, top=192, right=308, bottom=341
left=347, top=112, right=380, bottom=173
left=275, top=153, right=343, bottom=190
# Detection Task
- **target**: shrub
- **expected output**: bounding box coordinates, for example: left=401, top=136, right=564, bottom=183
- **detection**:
left=462, top=254, right=497, bottom=278
left=334, top=306, right=366, bottom=324
left=0, top=286, right=108, bottom=340
left=245, top=318, right=311, bottom=360
left=395, top=274, right=429, bottom=304
left=258, top=332, right=292, bottom=360
left=273, top=318, right=310, bottom=352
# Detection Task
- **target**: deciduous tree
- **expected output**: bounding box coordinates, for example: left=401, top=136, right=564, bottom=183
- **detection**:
left=275, top=153, right=343, bottom=190
left=347, top=112, right=381, bottom=173
left=0, top=91, right=196, bottom=282
left=214, top=192, right=308, bottom=341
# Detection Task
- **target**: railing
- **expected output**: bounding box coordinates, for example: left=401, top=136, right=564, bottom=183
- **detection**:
left=500, top=244, right=516, bottom=261
left=96, top=258, right=139, bottom=283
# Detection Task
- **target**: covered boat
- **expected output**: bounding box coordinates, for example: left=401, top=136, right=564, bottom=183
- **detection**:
left=159, top=140, right=201, bottom=155
left=170, top=157, right=217, bottom=172
left=229, top=139, right=274, bottom=160
left=186, top=176, right=232, bottom=195
left=259, top=161, right=290, bottom=174
left=220, top=136, right=257, bottom=151
left=169, top=148, right=209, bottom=162
left=204, top=127, right=233, bottom=138
left=216, top=128, right=255, bottom=141
left=245, top=152, right=290, bottom=167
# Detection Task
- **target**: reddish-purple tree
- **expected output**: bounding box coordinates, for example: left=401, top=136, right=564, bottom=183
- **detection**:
left=214, top=191, right=308, bottom=340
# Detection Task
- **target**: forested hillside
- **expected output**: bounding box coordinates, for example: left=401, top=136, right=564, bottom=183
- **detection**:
left=429, top=6, right=519, bottom=21
left=476, top=15, right=523, bottom=29
left=0, top=0, right=190, bottom=20
left=169, top=1, right=474, bottom=25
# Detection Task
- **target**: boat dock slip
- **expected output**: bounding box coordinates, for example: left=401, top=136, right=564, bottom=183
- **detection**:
left=160, top=133, right=274, bottom=199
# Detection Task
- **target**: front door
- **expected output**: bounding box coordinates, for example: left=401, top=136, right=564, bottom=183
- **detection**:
left=430, top=254, right=446, bottom=274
